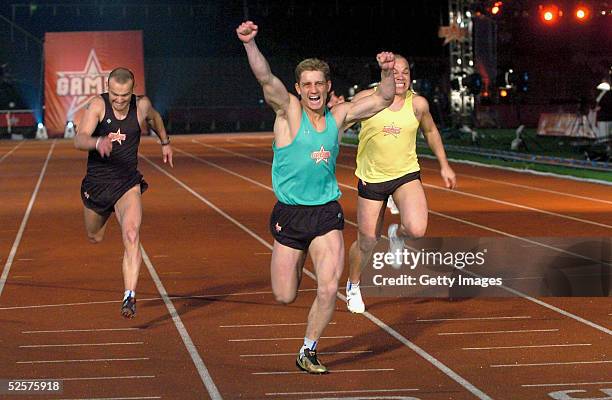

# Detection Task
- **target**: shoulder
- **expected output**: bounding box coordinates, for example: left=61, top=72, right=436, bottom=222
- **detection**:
left=136, top=95, right=152, bottom=109
left=86, top=96, right=105, bottom=113
left=411, top=94, right=430, bottom=111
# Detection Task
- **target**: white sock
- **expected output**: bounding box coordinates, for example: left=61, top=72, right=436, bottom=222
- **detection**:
left=347, top=280, right=360, bottom=293
left=300, top=337, right=317, bottom=355
left=123, top=290, right=135, bottom=300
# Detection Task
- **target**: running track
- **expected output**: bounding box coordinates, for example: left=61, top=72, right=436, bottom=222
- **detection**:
left=0, top=134, right=610, bottom=400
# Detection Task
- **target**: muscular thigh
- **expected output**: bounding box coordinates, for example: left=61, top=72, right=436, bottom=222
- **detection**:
left=356, top=196, right=386, bottom=238
left=392, top=179, right=428, bottom=229
left=308, top=229, right=344, bottom=284
left=114, top=185, right=142, bottom=230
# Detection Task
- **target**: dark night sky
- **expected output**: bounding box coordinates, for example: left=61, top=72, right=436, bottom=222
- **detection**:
left=0, top=0, right=610, bottom=121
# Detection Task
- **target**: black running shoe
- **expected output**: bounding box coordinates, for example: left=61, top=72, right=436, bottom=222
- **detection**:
left=296, top=349, right=328, bottom=374
left=120, top=296, right=136, bottom=318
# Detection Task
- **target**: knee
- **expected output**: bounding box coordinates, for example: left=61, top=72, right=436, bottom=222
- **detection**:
left=401, top=223, right=426, bottom=239
left=123, top=225, right=140, bottom=246
left=274, top=292, right=297, bottom=305
left=317, top=281, right=338, bottom=303
left=358, top=234, right=379, bottom=253
left=87, top=233, right=103, bottom=244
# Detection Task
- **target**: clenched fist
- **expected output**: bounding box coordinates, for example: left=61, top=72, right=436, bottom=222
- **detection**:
left=376, top=52, right=395, bottom=71
left=236, top=21, right=258, bottom=43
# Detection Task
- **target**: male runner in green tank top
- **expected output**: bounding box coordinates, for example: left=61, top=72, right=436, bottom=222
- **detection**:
left=237, top=20, right=395, bottom=374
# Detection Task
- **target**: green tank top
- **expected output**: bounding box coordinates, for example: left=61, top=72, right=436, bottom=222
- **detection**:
left=272, top=108, right=341, bottom=205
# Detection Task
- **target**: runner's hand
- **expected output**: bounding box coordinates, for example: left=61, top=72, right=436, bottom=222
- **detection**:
left=236, top=21, right=258, bottom=43
left=96, top=136, right=112, bottom=157
left=441, top=165, right=456, bottom=189
left=162, top=144, right=173, bottom=167
left=376, top=52, right=395, bottom=72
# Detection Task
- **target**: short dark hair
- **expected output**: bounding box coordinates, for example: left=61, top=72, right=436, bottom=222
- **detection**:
left=108, top=67, right=135, bottom=86
left=295, top=58, right=330, bottom=83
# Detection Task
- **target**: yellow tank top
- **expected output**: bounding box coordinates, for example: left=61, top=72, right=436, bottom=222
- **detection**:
left=355, top=92, right=420, bottom=183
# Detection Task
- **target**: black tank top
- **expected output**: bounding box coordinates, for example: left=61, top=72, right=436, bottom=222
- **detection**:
left=87, top=93, right=141, bottom=181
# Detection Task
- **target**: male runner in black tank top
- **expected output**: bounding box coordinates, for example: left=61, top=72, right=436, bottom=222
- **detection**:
left=74, top=67, right=173, bottom=318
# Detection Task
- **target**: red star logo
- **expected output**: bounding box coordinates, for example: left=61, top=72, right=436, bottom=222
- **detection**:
left=56, top=49, right=112, bottom=120
left=108, top=129, right=126, bottom=145
left=310, top=145, right=331, bottom=164
left=382, top=123, right=401, bottom=138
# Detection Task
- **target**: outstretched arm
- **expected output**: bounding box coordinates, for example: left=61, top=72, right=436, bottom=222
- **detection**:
left=74, top=97, right=112, bottom=157
left=416, top=97, right=456, bottom=189
left=237, top=21, right=290, bottom=115
left=139, top=96, right=173, bottom=167
left=340, top=52, right=396, bottom=126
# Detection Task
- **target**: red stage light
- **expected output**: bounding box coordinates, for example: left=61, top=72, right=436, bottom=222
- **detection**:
left=574, top=5, right=591, bottom=21
left=539, top=4, right=560, bottom=25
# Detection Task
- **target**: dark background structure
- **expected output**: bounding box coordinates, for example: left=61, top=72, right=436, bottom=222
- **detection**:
left=0, top=0, right=610, bottom=132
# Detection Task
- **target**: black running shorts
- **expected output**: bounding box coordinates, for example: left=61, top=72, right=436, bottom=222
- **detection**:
left=357, top=170, right=421, bottom=201
left=81, top=174, right=148, bottom=216
left=269, top=200, right=345, bottom=251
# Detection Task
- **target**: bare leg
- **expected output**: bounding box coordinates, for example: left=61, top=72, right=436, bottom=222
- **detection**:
left=348, top=196, right=386, bottom=284
left=392, top=180, right=428, bottom=239
left=114, top=185, right=143, bottom=292
left=304, top=229, right=344, bottom=342
left=83, top=207, right=111, bottom=244
left=270, top=240, right=306, bottom=304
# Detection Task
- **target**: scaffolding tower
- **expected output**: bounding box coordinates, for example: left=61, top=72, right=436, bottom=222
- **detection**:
left=448, top=0, right=476, bottom=125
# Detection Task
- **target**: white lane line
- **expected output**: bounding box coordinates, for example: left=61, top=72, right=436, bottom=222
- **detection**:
left=229, top=335, right=352, bottom=342
left=221, top=322, right=337, bottom=328
left=0, top=141, right=24, bottom=163
left=265, top=388, right=419, bottom=396
left=0, top=141, right=55, bottom=297
left=522, top=381, right=612, bottom=387
left=188, top=142, right=612, bottom=336
left=143, top=152, right=494, bottom=400
left=417, top=316, right=531, bottom=322
left=17, top=357, right=149, bottom=364
left=241, top=351, right=372, bottom=357
left=253, top=368, right=395, bottom=375
left=23, top=328, right=141, bottom=334
left=51, top=376, right=155, bottom=381
left=463, top=343, right=592, bottom=350
left=423, top=183, right=612, bottom=229
left=491, top=360, right=612, bottom=368
left=140, top=244, right=222, bottom=400
left=438, top=329, right=559, bottom=335
left=419, top=166, right=612, bottom=205
left=19, top=342, right=144, bottom=348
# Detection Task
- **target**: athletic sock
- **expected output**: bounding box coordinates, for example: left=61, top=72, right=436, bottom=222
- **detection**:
left=123, top=290, right=135, bottom=300
left=300, top=337, right=317, bottom=356
left=347, top=280, right=360, bottom=293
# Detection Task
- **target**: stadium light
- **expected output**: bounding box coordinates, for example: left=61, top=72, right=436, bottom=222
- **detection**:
left=491, top=1, right=503, bottom=15
left=539, top=4, right=561, bottom=25
left=574, top=4, right=591, bottom=21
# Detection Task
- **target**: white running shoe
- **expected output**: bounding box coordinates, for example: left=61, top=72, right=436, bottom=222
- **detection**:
left=387, top=196, right=399, bottom=214
left=387, top=224, right=404, bottom=269
left=346, top=281, right=365, bottom=314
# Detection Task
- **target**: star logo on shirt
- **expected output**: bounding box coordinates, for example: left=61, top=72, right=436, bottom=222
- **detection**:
left=275, top=222, right=282, bottom=232
left=108, top=128, right=126, bottom=145
left=311, top=145, right=331, bottom=164
left=382, top=123, right=401, bottom=138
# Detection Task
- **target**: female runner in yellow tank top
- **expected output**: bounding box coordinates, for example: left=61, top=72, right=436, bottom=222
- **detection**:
left=344, top=55, right=457, bottom=313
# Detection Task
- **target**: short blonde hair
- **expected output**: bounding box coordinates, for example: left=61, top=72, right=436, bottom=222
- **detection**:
left=295, top=58, right=330, bottom=83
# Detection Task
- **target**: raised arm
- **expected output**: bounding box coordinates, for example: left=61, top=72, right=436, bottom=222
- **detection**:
left=337, top=52, right=395, bottom=126
left=138, top=96, right=173, bottom=167
left=415, top=96, right=456, bottom=189
left=74, top=97, right=112, bottom=157
left=236, top=21, right=290, bottom=114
